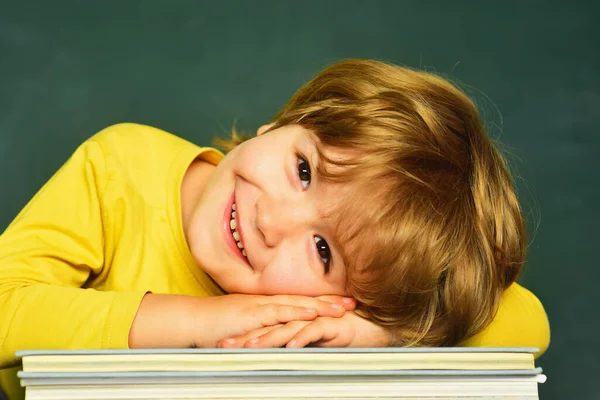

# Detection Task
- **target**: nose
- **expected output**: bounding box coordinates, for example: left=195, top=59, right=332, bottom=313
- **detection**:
left=255, top=193, right=313, bottom=247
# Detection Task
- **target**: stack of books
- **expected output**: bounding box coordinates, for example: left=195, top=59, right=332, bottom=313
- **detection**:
left=17, top=347, right=546, bottom=399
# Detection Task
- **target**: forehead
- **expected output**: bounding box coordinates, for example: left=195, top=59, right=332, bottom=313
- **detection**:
left=313, top=146, right=361, bottom=202
left=312, top=136, right=386, bottom=209
left=314, top=152, right=387, bottom=264
left=316, top=176, right=383, bottom=229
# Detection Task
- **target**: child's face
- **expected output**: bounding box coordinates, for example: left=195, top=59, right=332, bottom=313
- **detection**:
left=186, top=124, right=356, bottom=296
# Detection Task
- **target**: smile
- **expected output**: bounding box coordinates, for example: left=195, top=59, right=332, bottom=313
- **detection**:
left=229, top=203, right=247, bottom=257
left=224, top=192, right=252, bottom=268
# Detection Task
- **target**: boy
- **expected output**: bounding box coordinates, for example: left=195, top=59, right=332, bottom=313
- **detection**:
left=0, top=59, right=550, bottom=399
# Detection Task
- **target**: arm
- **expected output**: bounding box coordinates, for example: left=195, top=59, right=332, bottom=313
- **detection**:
left=0, top=138, right=148, bottom=368
left=461, top=282, right=550, bottom=358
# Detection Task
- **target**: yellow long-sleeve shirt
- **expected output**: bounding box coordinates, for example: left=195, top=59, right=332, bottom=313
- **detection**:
left=0, top=123, right=226, bottom=398
left=0, top=123, right=550, bottom=399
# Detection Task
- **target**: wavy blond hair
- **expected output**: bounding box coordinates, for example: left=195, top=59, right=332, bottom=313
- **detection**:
left=215, top=59, right=525, bottom=347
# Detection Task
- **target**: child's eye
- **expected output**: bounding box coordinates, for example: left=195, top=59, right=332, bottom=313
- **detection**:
left=314, top=236, right=331, bottom=273
left=297, top=155, right=311, bottom=190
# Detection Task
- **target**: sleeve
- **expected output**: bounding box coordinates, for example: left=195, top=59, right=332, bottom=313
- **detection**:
left=0, top=137, right=147, bottom=369
left=461, top=283, right=551, bottom=359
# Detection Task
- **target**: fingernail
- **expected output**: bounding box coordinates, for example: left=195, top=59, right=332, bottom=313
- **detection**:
left=343, top=297, right=354, bottom=303
left=304, top=308, right=316, bottom=313
left=224, top=338, right=236, bottom=344
left=331, top=303, right=342, bottom=308
left=248, top=338, right=259, bottom=344
left=287, top=340, right=297, bottom=347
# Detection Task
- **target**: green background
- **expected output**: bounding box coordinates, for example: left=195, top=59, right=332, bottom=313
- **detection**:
left=1, top=1, right=598, bottom=399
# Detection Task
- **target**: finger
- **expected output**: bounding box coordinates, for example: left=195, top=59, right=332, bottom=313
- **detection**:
left=258, top=302, right=344, bottom=325
left=218, top=326, right=278, bottom=348
left=311, top=301, right=346, bottom=318
left=267, top=295, right=348, bottom=315
left=217, top=337, right=240, bottom=348
left=317, top=295, right=356, bottom=310
left=286, top=318, right=340, bottom=348
left=296, top=297, right=347, bottom=318
left=258, top=305, right=321, bottom=326
left=245, top=321, right=310, bottom=349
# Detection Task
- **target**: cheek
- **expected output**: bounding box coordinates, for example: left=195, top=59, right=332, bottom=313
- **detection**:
left=258, top=259, right=321, bottom=296
left=237, top=144, right=284, bottom=181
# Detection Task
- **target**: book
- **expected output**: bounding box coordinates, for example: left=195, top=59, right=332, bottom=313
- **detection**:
left=17, top=347, right=537, bottom=373
left=16, top=347, right=546, bottom=399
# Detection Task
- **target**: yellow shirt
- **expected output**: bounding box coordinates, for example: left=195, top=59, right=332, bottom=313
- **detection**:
left=0, top=123, right=225, bottom=398
left=0, top=123, right=550, bottom=399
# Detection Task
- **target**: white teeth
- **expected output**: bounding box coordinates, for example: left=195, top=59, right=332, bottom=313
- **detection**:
left=229, top=202, right=246, bottom=257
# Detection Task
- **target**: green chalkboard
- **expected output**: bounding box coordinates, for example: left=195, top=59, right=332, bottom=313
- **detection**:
left=1, top=1, right=598, bottom=399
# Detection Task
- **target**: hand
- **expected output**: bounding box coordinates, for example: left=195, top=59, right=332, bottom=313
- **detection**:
left=193, top=294, right=356, bottom=348
left=216, top=311, right=390, bottom=349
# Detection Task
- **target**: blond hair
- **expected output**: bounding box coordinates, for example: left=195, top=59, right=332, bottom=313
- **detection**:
left=216, top=59, right=525, bottom=347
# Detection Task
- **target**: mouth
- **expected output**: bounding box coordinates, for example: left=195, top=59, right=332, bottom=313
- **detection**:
left=224, top=192, right=252, bottom=269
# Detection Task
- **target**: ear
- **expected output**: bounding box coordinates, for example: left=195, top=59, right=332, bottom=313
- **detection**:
left=257, top=123, right=275, bottom=136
